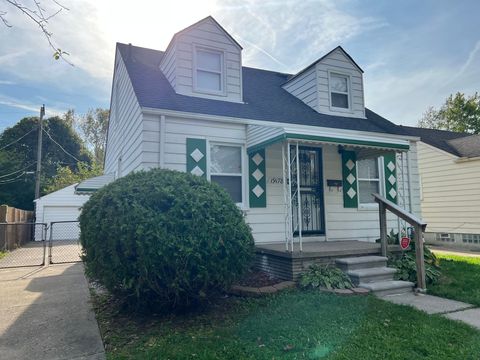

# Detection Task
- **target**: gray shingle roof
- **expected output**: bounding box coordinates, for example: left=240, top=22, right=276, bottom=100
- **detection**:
left=400, top=125, right=475, bottom=156
left=448, top=134, right=480, bottom=158
left=117, top=43, right=408, bottom=137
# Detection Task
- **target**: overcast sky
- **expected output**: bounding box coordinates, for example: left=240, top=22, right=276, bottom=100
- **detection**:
left=0, top=0, right=479, bottom=131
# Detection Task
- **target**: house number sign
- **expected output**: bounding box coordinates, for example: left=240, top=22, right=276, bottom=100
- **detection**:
left=269, top=177, right=284, bottom=184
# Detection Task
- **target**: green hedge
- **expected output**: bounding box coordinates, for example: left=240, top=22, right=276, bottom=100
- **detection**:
left=80, top=169, right=254, bottom=309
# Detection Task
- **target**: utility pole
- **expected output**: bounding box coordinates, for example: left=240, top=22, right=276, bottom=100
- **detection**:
left=34, top=105, right=45, bottom=200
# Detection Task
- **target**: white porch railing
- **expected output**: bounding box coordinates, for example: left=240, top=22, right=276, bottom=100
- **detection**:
left=282, top=141, right=304, bottom=252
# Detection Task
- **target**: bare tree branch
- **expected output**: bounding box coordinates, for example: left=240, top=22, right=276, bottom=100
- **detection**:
left=1, top=0, right=72, bottom=64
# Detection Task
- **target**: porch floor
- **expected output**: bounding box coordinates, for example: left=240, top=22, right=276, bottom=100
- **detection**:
left=256, top=240, right=381, bottom=259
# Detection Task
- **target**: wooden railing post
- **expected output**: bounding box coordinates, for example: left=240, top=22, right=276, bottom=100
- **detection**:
left=379, top=202, right=387, bottom=257
left=414, top=224, right=427, bottom=292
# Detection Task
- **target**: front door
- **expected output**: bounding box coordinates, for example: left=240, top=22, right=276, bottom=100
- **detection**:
left=291, top=146, right=325, bottom=236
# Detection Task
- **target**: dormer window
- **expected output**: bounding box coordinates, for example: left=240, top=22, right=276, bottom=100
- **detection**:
left=194, top=48, right=224, bottom=94
left=329, top=73, right=350, bottom=109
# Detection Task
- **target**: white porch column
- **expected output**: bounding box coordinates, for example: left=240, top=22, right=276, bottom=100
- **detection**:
left=296, top=142, right=302, bottom=252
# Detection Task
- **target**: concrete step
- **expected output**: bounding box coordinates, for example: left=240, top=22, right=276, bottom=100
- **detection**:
left=359, top=280, right=414, bottom=296
left=347, top=267, right=397, bottom=285
left=336, top=256, right=388, bottom=271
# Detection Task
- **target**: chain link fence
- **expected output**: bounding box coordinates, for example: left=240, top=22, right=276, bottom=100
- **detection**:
left=48, top=221, right=82, bottom=264
left=0, top=223, right=47, bottom=268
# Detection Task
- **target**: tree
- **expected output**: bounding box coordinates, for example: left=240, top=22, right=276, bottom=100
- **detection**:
left=0, top=0, right=70, bottom=62
left=0, top=116, right=92, bottom=209
left=418, top=92, right=480, bottom=134
left=43, top=161, right=102, bottom=194
left=76, top=108, right=109, bottom=166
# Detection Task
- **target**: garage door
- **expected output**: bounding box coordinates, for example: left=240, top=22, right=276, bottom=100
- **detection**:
left=43, top=206, right=81, bottom=241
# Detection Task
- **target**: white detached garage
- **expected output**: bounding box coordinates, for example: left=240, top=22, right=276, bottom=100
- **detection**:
left=34, top=183, right=89, bottom=241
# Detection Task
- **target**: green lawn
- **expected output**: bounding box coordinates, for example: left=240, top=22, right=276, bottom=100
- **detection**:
left=0, top=251, right=6, bottom=259
left=92, top=290, right=480, bottom=359
left=429, top=253, right=480, bottom=306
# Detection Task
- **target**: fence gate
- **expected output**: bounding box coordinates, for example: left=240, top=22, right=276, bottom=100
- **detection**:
left=0, top=223, right=47, bottom=268
left=48, top=221, right=82, bottom=264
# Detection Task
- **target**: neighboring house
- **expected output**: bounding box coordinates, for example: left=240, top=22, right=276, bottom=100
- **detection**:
left=401, top=126, right=480, bottom=248
left=81, top=16, right=425, bottom=283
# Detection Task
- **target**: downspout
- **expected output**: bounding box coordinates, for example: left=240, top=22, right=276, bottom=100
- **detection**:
left=159, top=115, right=166, bottom=168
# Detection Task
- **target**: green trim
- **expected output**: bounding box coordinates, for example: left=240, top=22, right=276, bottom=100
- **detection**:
left=186, top=138, right=207, bottom=178
left=247, top=133, right=409, bottom=153
left=249, top=149, right=266, bottom=207
left=75, top=188, right=97, bottom=192
left=383, top=153, right=398, bottom=204
left=342, top=150, right=358, bottom=208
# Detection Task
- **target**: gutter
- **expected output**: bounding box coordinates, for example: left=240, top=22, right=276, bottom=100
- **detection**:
left=141, top=107, right=421, bottom=143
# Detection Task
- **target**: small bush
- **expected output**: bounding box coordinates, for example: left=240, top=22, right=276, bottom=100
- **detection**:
left=80, top=169, right=254, bottom=310
left=390, top=244, right=441, bottom=285
left=300, top=264, right=353, bottom=290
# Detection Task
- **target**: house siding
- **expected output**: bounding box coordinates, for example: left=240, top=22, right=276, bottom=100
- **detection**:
left=316, top=48, right=365, bottom=118
left=161, top=18, right=243, bottom=103
left=104, top=49, right=144, bottom=176
left=417, top=141, right=480, bottom=234
left=283, top=66, right=318, bottom=111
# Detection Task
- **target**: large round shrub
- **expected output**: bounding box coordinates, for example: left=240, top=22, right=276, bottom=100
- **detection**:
left=80, top=168, right=254, bottom=309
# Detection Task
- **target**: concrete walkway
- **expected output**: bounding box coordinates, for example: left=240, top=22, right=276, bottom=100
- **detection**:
left=0, top=263, right=105, bottom=360
left=379, top=292, right=480, bottom=330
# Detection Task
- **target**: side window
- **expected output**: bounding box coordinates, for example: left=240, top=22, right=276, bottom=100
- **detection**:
left=357, top=157, right=380, bottom=205
left=209, top=144, right=242, bottom=204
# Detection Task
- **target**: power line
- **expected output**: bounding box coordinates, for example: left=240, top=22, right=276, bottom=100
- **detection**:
left=0, top=171, right=27, bottom=185
left=0, top=128, right=35, bottom=151
left=0, top=162, right=36, bottom=178
left=43, top=127, right=94, bottom=169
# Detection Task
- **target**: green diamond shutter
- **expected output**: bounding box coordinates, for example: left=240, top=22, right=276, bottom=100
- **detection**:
left=249, top=149, right=266, bottom=208
left=186, top=138, right=206, bottom=178
left=342, top=150, right=358, bottom=208
left=383, top=153, right=398, bottom=203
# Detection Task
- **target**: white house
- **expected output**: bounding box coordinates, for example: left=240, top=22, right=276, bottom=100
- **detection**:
left=402, top=126, right=480, bottom=248
left=83, top=16, right=426, bottom=288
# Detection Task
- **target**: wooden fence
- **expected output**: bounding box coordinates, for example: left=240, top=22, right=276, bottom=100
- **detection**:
left=0, top=205, right=35, bottom=250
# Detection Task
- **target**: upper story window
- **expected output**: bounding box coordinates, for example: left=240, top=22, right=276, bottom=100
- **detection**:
left=330, top=73, right=350, bottom=109
left=357, top=157, right=381, bottom=206
left=195, top=48, right=224, bottom=94
left=209, top=144, right=243, bottom=204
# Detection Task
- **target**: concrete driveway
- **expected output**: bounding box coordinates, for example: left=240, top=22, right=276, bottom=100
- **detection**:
left=0, top=264, right=105, bottom=359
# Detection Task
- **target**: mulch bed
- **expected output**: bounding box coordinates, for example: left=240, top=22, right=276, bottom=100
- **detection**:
left=236, top=270, right=282, bottom=287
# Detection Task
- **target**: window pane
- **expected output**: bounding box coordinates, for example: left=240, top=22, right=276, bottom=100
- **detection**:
left=197, top=70, right=221, bottom=91
left=197, top=50, right=221, bottom=72
left=357, top=158, right=379, bottom=179
left=359, top=180, right=379, bottom=204
left=331, top=74, right=348, bottom=92
left=210, top=145, right=241, bottom=174
left=211, top=175, right=242, bottom=203
left=331, top=93, right=349, bottom=108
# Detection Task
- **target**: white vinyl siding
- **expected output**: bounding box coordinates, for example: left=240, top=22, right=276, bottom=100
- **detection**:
left=160, top=17, right=243, bottom=103
left=417, top=141, right=480, bottom=234
left=104, top=49, right=144, bottom=176
left=283, top=66, right=318, bottom=111
left=317, top=48, right=365, bottom=118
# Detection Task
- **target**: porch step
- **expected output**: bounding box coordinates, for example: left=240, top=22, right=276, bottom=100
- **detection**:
left=335, top=256, right=387, bottom=271
left=347, top=267, right=397, bottom=285
left=358, top=280, right=414, bottom=296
